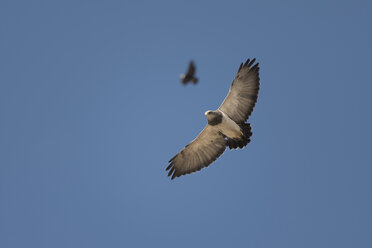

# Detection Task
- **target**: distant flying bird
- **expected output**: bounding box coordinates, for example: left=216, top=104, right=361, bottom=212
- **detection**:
left=166, top=58, right=260, bottom=180
left=180, top=61, right=198, bottom=85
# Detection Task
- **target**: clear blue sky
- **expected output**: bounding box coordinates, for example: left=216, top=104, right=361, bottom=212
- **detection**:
left=1, top=0, right=371, bottom=247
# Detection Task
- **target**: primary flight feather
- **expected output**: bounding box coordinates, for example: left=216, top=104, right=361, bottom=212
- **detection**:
left=167, top=58, right=260, bottom=179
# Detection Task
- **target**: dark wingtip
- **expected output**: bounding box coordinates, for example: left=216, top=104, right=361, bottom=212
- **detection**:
left=244, top=59, right=250, bottom=66
left=251, top=62, right=259, bottom=70
left=248, top=58, right=256, bottom=67
left=167, top=167, right=175, bottom=176
left=238, top=63, right=243, bottom=72
left=166, top=165, right=171, bottom=171
left=169, top=155, right=176, bottom=163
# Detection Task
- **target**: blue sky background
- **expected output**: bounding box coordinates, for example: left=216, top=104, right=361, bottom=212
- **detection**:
left=1, top=0, right=372, bottom=247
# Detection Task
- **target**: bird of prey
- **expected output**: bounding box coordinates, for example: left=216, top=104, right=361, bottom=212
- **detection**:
left=180, top=61, right=198, bottom=85
left=166, top=58, right=260, bottom=180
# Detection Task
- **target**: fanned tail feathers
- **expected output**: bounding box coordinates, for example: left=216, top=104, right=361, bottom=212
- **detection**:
left=227, top=123, right=252, bottom=149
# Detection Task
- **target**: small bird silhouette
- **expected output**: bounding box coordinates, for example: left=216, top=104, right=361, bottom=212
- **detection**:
left=180, top=61, right=198, bottom=85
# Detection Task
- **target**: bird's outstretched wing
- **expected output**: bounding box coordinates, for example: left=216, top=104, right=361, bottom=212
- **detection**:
left=166, top=125, right=226, bottom=179
left=186, top=61, right=196, bottom=77
left=218, top=58, right=260, bottom=123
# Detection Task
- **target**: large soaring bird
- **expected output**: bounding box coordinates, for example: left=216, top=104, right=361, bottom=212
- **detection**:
left=167, top=58, right=260, bottom=180
left=180, top=61, right=198, bottom=85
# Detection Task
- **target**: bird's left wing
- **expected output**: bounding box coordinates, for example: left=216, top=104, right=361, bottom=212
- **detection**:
left=186, top=61, right=196, bottom=76
left=166, top=125, right=226, bottom=179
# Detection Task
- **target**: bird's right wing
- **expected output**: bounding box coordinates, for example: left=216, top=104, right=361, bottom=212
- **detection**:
left=166, top=125, right=226, bottom=179
left=218, top=58, right=260, bottom=123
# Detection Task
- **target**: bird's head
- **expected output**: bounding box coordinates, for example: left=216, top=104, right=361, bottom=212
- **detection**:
left=179, top=74, right=185, bottom=79
left=205, top=110, right=212, bottom=116
left=205, top=110, right=223, bottom=125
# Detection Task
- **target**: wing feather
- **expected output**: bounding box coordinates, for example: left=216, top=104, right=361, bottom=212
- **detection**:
left=166, top=125, right=226, bottom=179
left=218, top=58, right=260, bottom=123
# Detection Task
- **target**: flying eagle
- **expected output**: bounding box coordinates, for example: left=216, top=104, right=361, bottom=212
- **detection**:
left=180, top=61, right=198, bottom=85
left=167, top=58, right=260, bottom=179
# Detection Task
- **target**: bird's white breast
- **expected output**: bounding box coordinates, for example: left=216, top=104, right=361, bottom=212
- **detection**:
left=218, top=111, right=242, bottom=139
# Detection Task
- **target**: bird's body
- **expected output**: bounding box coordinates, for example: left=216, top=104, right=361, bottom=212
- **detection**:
left=167, top=58, right=260, bottom=179
left=206, top=110, right=242, bottom=139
